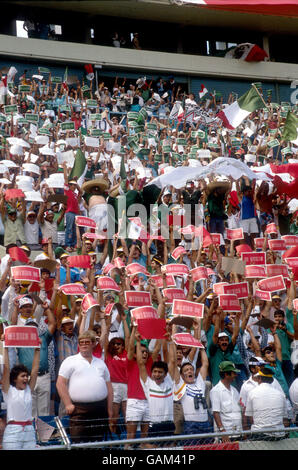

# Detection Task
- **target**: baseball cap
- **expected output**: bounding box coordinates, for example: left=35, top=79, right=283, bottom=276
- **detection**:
left=219, top=361, right=240, bottom=373
left=25, top=318, right=38, bottom=327
left=218, top=332, right=229, bottom=338
left=249, top=356, right=267, bottom=367
left=19, top=297, right=33, bottom=308
left=61, top=316, right=74, bottom=325
left=254, top=366, right=274, bottom=378
left=272, top=295, right=281, bottom=300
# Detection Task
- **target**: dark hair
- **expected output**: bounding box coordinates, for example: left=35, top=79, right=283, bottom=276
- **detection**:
left=151, top=360, right=168, bottom=374
left=274, top=309, right=285, bottom=317
left=10, top=365, right=30, bottom=386
left=6, top=243, right=17, bottom=254
left=219, top=370, right=234, bottom=379
left=108, top=337, right=125, bottom=356
left=294, top=363, right=298, bottom=378
left=180, top=362, right=194, bottom=375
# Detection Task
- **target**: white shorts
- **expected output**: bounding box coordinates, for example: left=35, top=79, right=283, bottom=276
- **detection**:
left=112, top=382, right=127, bottom=404
left=240, top=217, right=258, bottom=235
left=126, top=398, right=150, bottom=423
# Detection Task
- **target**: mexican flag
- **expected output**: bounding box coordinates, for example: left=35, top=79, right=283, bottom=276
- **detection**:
left=225, top=43, right=268, bottom=62
left=217, top=86, right=264, bottom=129
left=199, top=84, right=208, bottom=99
left=282, top=111, right=298, bottom=144
left=169, top=102, right=184, bottom=121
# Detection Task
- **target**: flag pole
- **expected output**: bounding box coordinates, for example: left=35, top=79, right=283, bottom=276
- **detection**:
left=251, top=84, right=270, bottom=110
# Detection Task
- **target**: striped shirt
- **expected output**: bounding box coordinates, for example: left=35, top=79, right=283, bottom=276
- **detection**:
left=141, top=375, right=174, bottom=423
left=54, top=325, right=79, bottom=373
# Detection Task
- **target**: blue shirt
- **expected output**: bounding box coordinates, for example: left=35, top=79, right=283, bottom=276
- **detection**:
left=59, top=266, right=81, bottom=285
left=240, top=195, right=255, bottom=220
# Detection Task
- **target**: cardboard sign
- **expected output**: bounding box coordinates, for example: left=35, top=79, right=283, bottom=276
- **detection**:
left=241, top=252, right=266, bottom=266
left=171, top=246, right=187, bottom=261
left=8, top=247, right=29, bottom=264
left=105, top=302, right=115, bottom=316
left=102, top=263, right=115, bottom=275
left=164, top=264, right=189, bottom=276
left=97, top=276, right=120, bottom=292
left=172, top=333, right=204, bottom=349
left=137, top=318, right=167, bottom=340
left=265, top=222, right=278, bottom=234
left=268, top=239, right=286, bottom=252
left=5, top=188, right=25, bottom=201
left=254, top=238, right=266, bottom=250
left=172, top=299, right=204, bottom=318
left=265, top=264, right=289, bottom=278
left=255, top=289, right=272, bottom=301
left=126, top=263, right=149, bottom=276
left=150, top=274, right=176, bottom=288
left=113, top=257, right=126, bottom=269
left=281, top=235, right=298, bottom=247
left=213, top=282, right=229, bottom=295
left=218, top=294, right=241, bottom=312
left=81, top=293, right=99, bottom=312
left=257, top=275, right=286, bottom=293
left=59, top=283, right=86, bottom=296
left=75, top=216, right=97, bottom=229
left=223, top=282, right=249, bottom=299
left=293, top=299, right=298, bottom=310
left=11, top=266, right=40, bottom=282
left=283, top=246, right=298, bottom=260
left=124, top=291, right=151, bottom=307
left=4, top=325, right=40, bottom=348
left=245, top=265, right=266, bottom=278
left=190, top=266, right=208, bottom=282
left=162, top=288, right=186, bottom=303
left=226, top=228, right=244, bottom=241
left=67, top=255, right=92, bottom=269
left=210, top=233, right=221, bottom=245
left=285, top=258, right=298, bottom=268
left=83, top=232, right=106, bottom=241
left=130, top=306, right=159, bottom=321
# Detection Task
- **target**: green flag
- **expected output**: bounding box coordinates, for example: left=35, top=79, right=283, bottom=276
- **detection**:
left=69, top=148, right=87, bottom=181
left=282, top=111, right=298, bottom=142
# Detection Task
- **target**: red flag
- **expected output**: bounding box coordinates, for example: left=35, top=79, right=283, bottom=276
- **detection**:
left=9, top=247, right=29, bottom=264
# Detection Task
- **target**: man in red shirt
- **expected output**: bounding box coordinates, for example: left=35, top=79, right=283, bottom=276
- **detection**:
left=63, top=162, right=82, bottom=252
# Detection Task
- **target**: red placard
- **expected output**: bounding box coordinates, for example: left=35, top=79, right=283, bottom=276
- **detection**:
left=137, top=318, right=167, bottom=340
left=283, top=246, right=298, bottom=260
left=4, top=326, right=40, bottom=348
left=105, top=302, right=115, bottom=316
left=150, top=274, right=176, bottom=288
left=102, top=263, right=115, bottom=275
left=164, top=264, right=189, bottom=276
left=67, top=255, right=91, bottom=269
left=226, top=228, right=244, bottom=241
left=9, top=247, right=29, bottom=263
left=245, top=265, right=266, bottom=279
left=281, top=235, right=298, bottom=247
left=190, top=266, right=208, bottom=282
left=241, top=252, right=266, bottom=265
left=97, top=276, right=120, bottom=292
left=172, top=333, right=204, bottom=349
left=223, top=282, right=249, bottom=299
left=5, top=188, right=25, bottom=201
left=11, top=266, right=41, bottom=282
left=83, top=232, right=106, bottom=240
left=293, top=299, right=298, bottom=310
left=255, top=289, right=272, bottom=302
left=213, top=282, right=229, bottom=295
left=124, top=290, right=151, bottom=307
left=218, top=294, right=241, bottom=312
left=75, top=216, right=97, bottom=229
left=285, top=258, right=298, bottom=268
left=130, top=306, right=159, bottom=321
left=265, top=264, right=289, bottom=278
left=60, top=283, right=86, bottom=296
left=172, top=299, right=204, bottom=318
left=254, top=238, right=266, bottom=250
left=126, top=263, right=149, bottom=276
left=162, top=288, right=186, bottom=303
left=268, top=239, right=286, bottom=252
left=265, top=222, right=278, bottom=234
left=81, top=293, right=99, bottom=312
left=210, top=233, right=221, bottom=245
left=171, top=246, right=187, bottom=261
left=113, top=257, right=126, bottom=269
left=180, top=225, right=195, bottom=236
left=257, top=275, right=286, bottom=293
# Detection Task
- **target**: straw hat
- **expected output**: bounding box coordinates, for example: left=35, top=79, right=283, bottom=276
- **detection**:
left=81, top=178, right=109, bottom=194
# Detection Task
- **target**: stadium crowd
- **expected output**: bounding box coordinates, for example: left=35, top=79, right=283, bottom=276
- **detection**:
left=0, top=64, right=298, bottom=449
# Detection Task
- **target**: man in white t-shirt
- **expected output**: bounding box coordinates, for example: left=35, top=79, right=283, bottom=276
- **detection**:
left=56, top=330, right=114, bottom=443
left=245, top=366, right=288, bottom=440
left=136, top=335, right=176, bottom=446
left=210, top=361, right=243, bottom=442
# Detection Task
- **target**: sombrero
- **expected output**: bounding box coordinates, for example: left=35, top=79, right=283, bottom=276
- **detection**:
left=81, top=178, right=109, bottom=194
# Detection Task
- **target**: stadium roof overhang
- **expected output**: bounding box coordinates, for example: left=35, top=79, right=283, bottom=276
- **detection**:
left=6, top=0, right=298, bottom=35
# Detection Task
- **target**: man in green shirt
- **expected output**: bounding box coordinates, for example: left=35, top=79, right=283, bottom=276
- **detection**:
left=0, top=203, right=26, bottom=247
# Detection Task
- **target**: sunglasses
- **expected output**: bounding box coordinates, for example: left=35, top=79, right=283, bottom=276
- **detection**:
left=79, top=340, right=92, bottom=345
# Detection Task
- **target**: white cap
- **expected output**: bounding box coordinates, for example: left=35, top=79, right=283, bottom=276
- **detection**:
left=218, top=332, right=229, bottom=338
left=19, top=297, right=33, bottom=307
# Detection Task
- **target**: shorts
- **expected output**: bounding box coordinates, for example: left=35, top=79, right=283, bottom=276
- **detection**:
left=148, top=421, right=175, bottom=438
left=240, top=217, right=259, bottom=235
left=112, top=382, right=127, bottom=404
left=126, top=398, right=150, bottom=423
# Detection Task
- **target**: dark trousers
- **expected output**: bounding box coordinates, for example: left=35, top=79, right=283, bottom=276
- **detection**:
left=70, top=400, right=109, bottom=443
